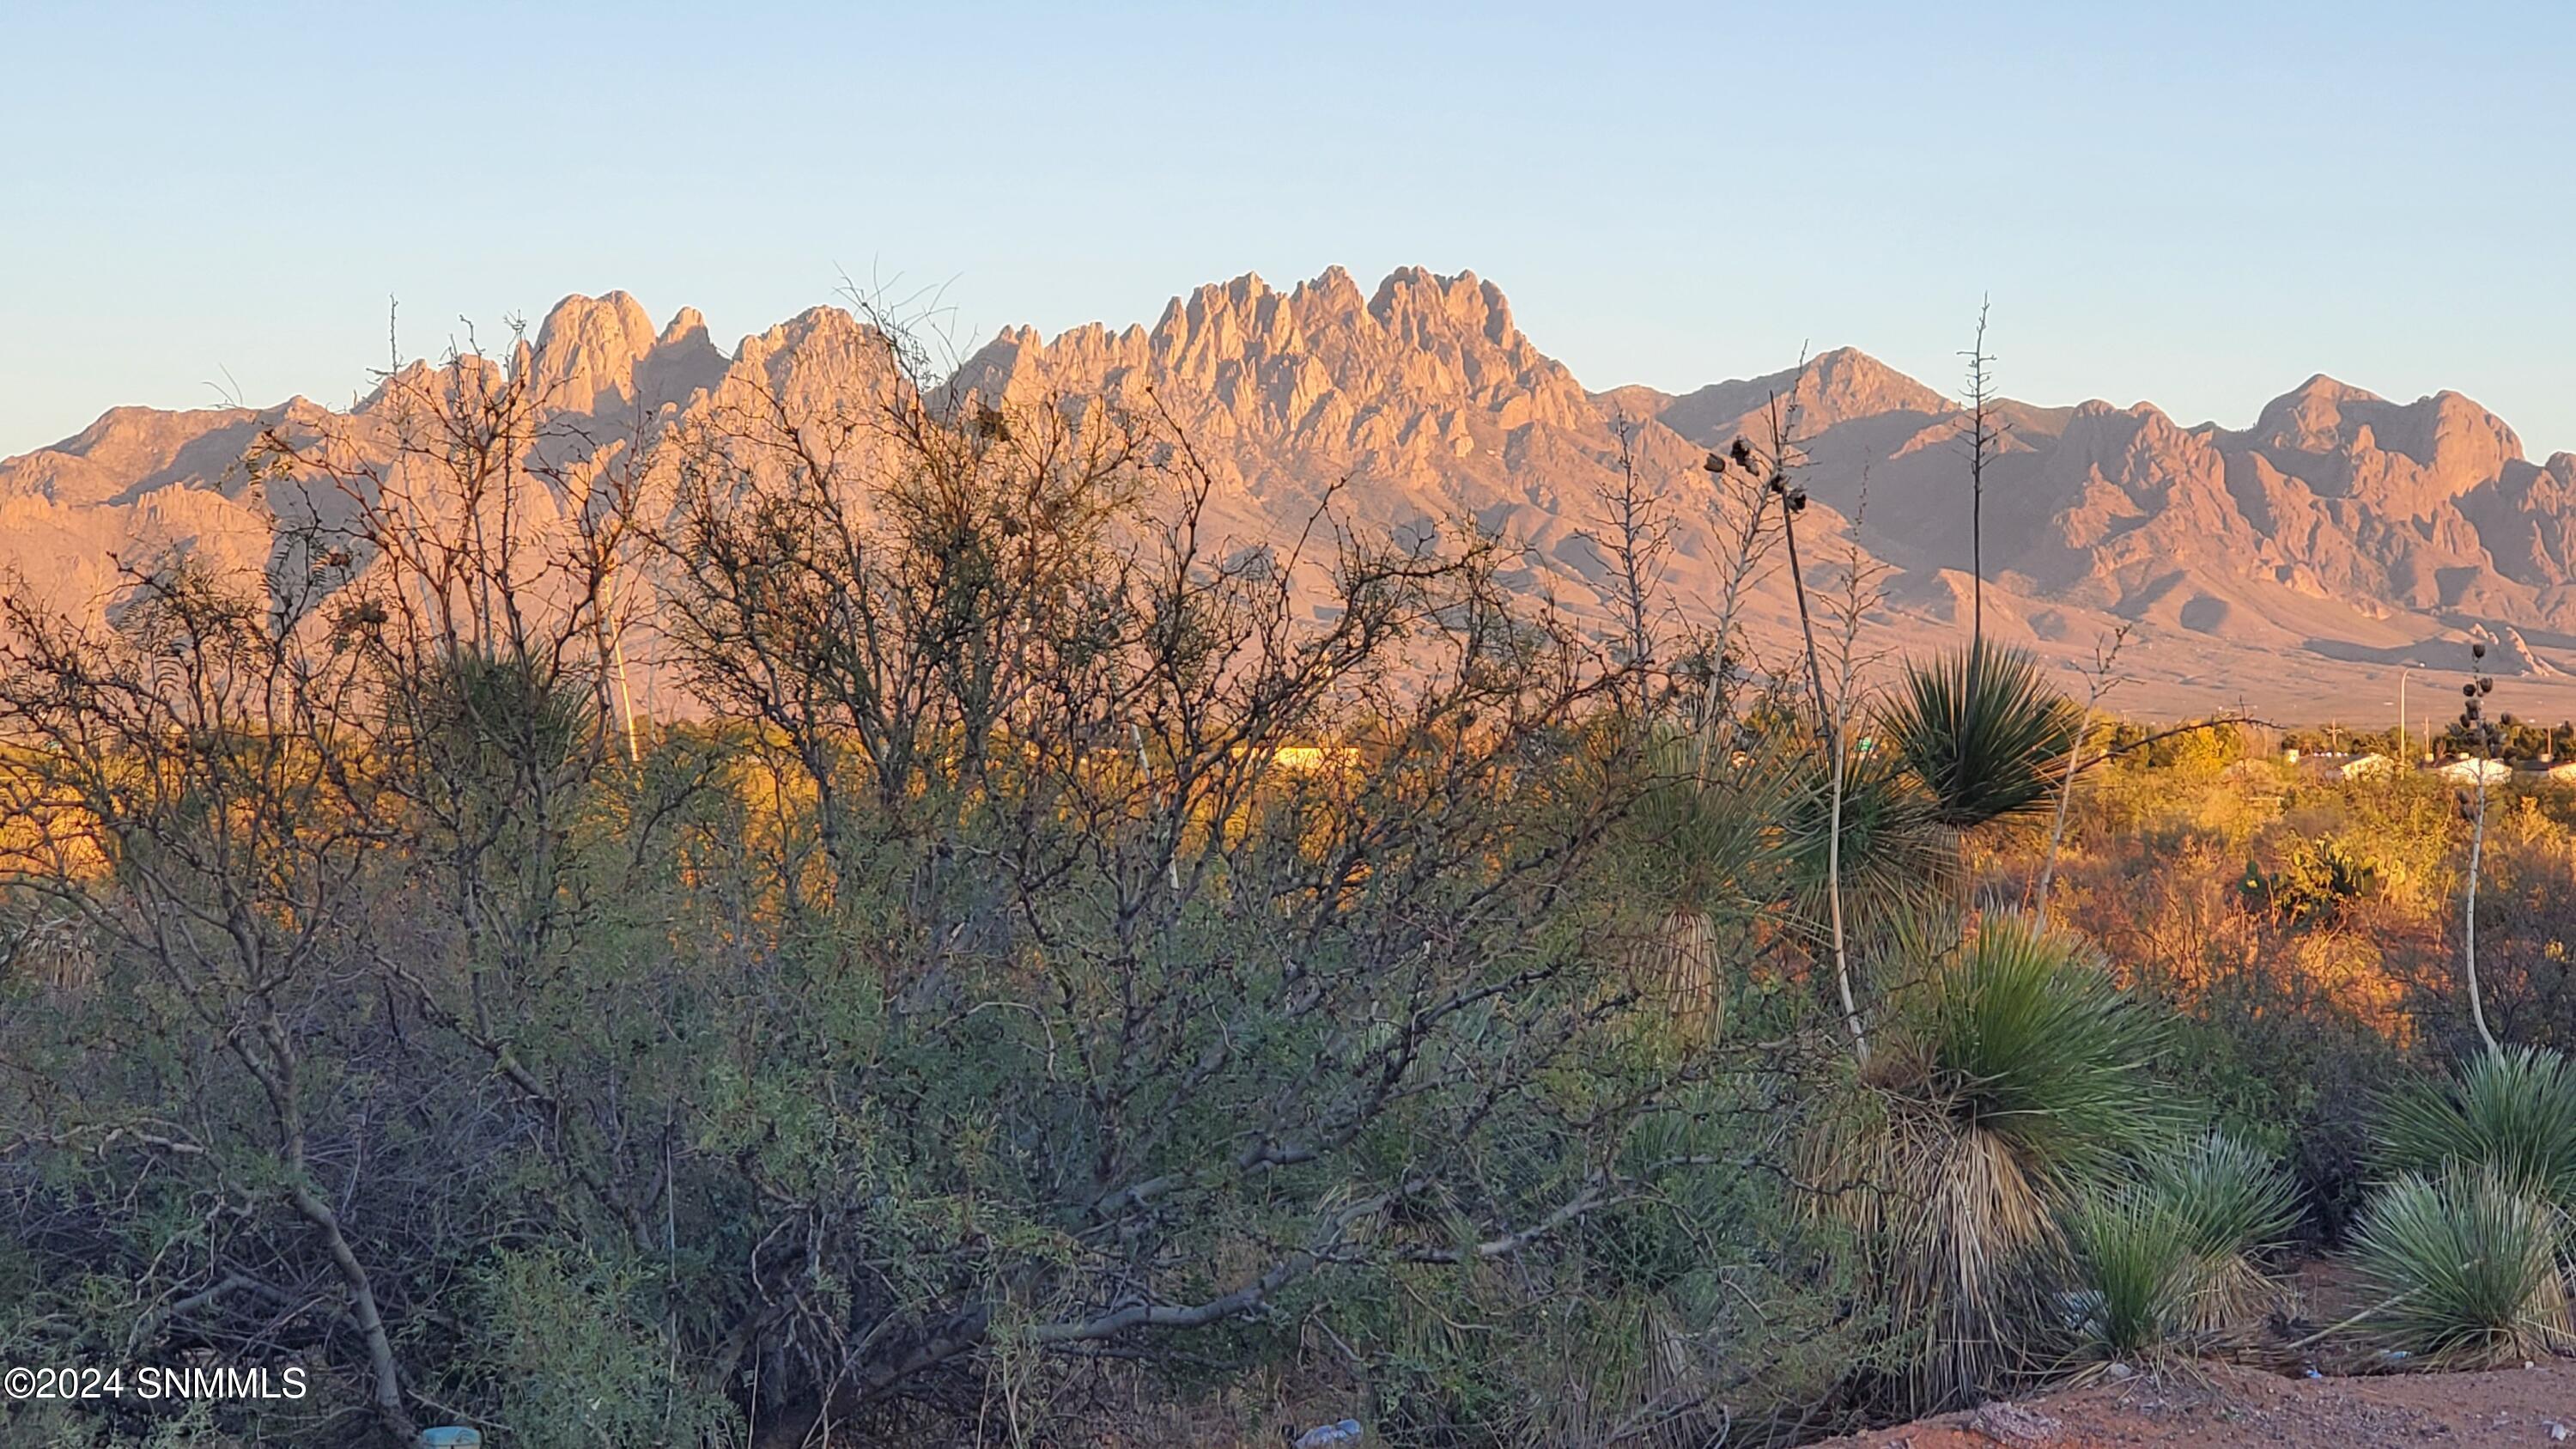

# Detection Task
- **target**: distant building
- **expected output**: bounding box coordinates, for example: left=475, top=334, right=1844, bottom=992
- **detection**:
left=2293, top=751, right=2393, bottom=782
left=2432, top=757, right=2514, bottom=785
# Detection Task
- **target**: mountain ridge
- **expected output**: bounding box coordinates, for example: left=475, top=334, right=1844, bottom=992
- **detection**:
left=9, top=265, right=2576, bottom=719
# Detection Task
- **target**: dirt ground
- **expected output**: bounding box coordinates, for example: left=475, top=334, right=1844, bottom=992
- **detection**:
left=1821, top=1359, right=2576, bottom=1447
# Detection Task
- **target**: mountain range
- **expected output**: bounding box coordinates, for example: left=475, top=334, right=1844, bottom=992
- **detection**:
left=9, top=265, right=2576, bottom=722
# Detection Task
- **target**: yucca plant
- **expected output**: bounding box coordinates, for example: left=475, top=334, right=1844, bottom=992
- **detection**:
left=1880, top=642, right=2082, bottom=835
left=2350, top=1167, right=2573, bottom=1367
left=1629, top=722, right=1787, bottom=907
left=2063, top=1135, right=2297, bottom=1361
left=1808, top=913, right=2179, bottom=1408
left=1914, top=916, right=2178, bottom=1185
left=2142, top=1134, right=2299, bottom=1336
left=1780, top=743, right=1948, bottom=942
left=1631, top=904, right=1722, bottom=1044
left=2066, top=1187, right=2196, bottom=1358
left=1620, top=722, right=1800, bottom=1039
left=2380, top=1045, right=2576, bottom=1210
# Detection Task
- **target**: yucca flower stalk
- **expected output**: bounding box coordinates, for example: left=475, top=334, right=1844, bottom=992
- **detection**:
left=1707, top=387, right=1868, bottom=1060
left=2458, top=639, right=2504, bottom=1053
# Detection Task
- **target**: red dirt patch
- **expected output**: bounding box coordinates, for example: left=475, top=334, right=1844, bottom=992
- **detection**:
left=1821, top=1360, right=2576, bottom=1447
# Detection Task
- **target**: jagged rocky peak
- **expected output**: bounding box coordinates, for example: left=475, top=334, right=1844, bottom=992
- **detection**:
left=704, top=303, right=946, bottom=435
left=19, top=262, right=2576, bottom=716
left=1128, top=265, right=1540, bottom=368
left=659, top=306, right=709, bottom=350
left=2249, top=374, right=2520, bottom=464
left=530, top=291, right=659, bottom=413
left=2253, top=373, right=2385, bottom=450
left=1366, top=265, right=1517, bottom=347
left=523, top=292, right=733, bottom=416
left=2045, top=399, right=2228, bottom=507
left=957, top=266, right=1598, bottom=441
left=2237, top=374, right=2524, bottom=515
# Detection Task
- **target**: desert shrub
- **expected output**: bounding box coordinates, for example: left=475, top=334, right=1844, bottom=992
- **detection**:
left=2350, top=1167, right=2573, bottom=1366
left=449, top=1249, right=742, bottom=1449
left=1359, top=1096, right=1868, bottom=1447
left=2100, top=718, right=2244, bottom=781
left=2240, top=838, right=2381, bottom=924
left=2278, top=780, right=2455, bottom=916
left=1620, top=721, right=1801, bottom=1039
left=2042, top=786, right=2413, bottom=1242
left=2157, top=963, right=2406, bottom=1243
left=2445, top=807, right=2576, bottom=1052
left=0, top=328, right=1874, bottom=1448
left=1902, top=916, right=2178, bottom=1184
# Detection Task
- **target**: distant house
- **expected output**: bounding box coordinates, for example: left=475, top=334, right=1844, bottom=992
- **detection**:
left=2293, top=751, right=2393, bottom=782
left=2432, top=757, right=2514, bottom=785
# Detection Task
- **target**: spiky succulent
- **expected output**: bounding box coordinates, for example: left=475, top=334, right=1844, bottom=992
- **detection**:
left=1880, top=642, right=2082, bottom=833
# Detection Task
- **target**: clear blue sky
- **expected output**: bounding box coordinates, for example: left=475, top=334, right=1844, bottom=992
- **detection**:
left=6, top=0, right=2571, bottom=459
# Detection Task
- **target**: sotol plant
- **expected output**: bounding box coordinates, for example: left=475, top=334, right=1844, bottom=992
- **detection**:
left=2147, top=1133, right=2300, bottom=1335
left=2379, top=1044, right=2576, bottom=1209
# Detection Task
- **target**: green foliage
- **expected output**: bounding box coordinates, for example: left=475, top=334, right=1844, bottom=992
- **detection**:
left=1881, top=642, right=2081, bottom=833
left=2350, top=1167, right=2573, bottom=1366
left=1812, top=912, right=2183, bottom=1410
left=1627, top=721, right=1794, bottom=916
left=11, top=372, right=1886, bottom=1448
left=2104, top=718, right=2245, bottom=777
left=2044, top=760, right=2446, bottom=1241
left=1358, top=1090, right=1868, bottom=1446
left=2147, top=1132, right=2298, bottom=1264
left=23, top=325, right=2493, bottom=1442
left=1780, top=743, right=1949, bottom=938
left=397, top=644, right=592, bottom=776
left=1904, top=914, right=2180, bottom=1186
left=2380, top=1045, right=2576, bottom=1209
left=455, top=1249, right=741, bottom=1449
left=2240, top=838, right=2382, bottom=925
left=2067, top=1137, right=2315, bottom=1360
left=2066, top=1188, right=2196, bottom=1356
left=2168, top=1003, right=2397, bottom=1243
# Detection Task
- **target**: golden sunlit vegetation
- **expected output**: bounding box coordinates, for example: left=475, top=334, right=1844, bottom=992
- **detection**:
left=4, top=314, right=2573, bottom=1449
